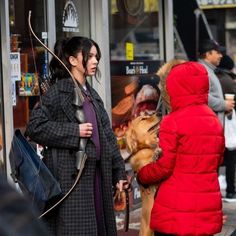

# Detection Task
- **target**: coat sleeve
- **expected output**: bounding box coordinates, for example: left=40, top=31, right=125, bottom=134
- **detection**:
left=26, top=89, right=80, bottom=149
left=138, top=115, right=178, bottom=186
left=208, top=71, right=225, bottom=112
left=208, top=93, right=225, bottom=112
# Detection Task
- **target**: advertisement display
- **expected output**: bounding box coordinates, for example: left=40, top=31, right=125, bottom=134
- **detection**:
left=111, top=60, right=161, bottom=235
left=109, top=1, right=162, bottom=233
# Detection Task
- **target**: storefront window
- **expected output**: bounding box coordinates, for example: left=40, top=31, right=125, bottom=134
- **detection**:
left=9, top=0, right=48, bottom=131
left=110, top=0, right=160, bottom=61
left=109, top=0, right=161, bottom=233
left=174, top=28, right=188, bottom=59
left=55, top=0, right=90, bottom=39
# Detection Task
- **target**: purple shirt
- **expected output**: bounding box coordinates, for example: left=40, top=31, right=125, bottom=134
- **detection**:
left=82, top=88, right=105, bottom=235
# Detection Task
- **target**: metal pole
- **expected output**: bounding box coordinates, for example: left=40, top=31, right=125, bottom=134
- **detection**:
left=194, top=9, right=201, bottom=60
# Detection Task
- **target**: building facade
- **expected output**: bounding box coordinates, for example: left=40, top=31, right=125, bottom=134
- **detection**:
left=0, top=0, right=175, bottom=233
left=0, top=0, right=175, bottom=176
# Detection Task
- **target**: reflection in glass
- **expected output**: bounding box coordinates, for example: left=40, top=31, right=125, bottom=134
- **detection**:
left=110, top=0, right=160, bottom=61
left=9, top=0, right=47, bottom=131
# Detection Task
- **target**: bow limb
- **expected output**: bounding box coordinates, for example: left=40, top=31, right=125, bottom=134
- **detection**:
left=28, top=11, right=84, bottom=102
left=28, top=11, right=74, bottom=79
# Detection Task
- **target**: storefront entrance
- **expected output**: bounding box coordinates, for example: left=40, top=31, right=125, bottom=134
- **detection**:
left=9, top=0, right=48, bottom=131
left=9, top=0, right=92, bottom=133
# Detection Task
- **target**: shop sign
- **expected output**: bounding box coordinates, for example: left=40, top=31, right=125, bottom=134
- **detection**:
left=62, top=0, right=79, bottom=32
left=111, top=60, right=161, bottom=76
left=197, top=0, right=236, bottom=8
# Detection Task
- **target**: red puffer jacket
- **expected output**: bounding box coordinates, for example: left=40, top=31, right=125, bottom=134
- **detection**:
left=138, top=62, right=225, bottom=235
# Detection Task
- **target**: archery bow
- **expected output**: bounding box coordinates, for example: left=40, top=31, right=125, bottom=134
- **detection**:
left=28, top=10, right=88, bottom=218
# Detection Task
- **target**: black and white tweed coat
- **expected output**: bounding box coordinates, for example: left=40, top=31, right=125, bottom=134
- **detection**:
left=26, top=78, right=126, bottom=236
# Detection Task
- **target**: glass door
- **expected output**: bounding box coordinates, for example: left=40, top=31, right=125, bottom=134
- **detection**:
left=9, top=0, right=49, bottom=131
left=55, top=0, right=91, bottom=39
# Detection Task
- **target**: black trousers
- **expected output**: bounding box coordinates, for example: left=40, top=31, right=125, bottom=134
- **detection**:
left=224, top=149, right=236, bottom=194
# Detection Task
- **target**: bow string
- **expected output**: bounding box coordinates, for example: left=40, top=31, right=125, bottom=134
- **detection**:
left=28, top=10, right=84, bottom=104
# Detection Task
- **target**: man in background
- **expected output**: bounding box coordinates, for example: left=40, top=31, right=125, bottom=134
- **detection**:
left=198, top=39, right=235, bottom=125
left=216, top=54, right=236, bottom=201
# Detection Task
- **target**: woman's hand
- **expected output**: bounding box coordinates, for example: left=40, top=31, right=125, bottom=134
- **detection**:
left=79, top=123, right=93, bottom=137
left=223, top=214, right=227, bottom=224
left=116, top=180, right=129, bottom=192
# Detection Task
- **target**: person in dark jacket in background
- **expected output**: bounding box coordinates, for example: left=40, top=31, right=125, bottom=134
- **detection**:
left=0, top=172, right=48, bottom=236
left=216, top=54, right=236, bottom=201
left=26, top=36, right=127, bottom=236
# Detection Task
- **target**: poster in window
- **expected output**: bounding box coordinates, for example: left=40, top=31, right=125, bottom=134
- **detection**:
left=18, top=73, right=40, bottom=96
left=10, top=52, right=21, bottom=81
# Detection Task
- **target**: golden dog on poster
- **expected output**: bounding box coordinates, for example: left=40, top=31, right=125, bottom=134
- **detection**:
left=126, top=113, right=161, bottom=236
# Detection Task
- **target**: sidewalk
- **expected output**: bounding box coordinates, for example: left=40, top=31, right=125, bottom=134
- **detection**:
left=217, top=201, right=236, bottom=236
left=117, top=199, right=236, bottom=236
left=216, top=167, right=236, bottom=236
left=117, top=200, right=236, bottom=236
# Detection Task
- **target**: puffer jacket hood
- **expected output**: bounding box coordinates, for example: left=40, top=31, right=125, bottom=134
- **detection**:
left=166, top=62, right=209, bottom=111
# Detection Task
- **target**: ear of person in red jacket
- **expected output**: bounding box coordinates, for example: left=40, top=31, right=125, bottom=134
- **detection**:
left=138, top=61, right=225, bottom=235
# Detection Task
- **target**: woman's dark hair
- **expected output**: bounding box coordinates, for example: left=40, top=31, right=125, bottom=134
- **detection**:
left=49, top=36, right=101, bottom=80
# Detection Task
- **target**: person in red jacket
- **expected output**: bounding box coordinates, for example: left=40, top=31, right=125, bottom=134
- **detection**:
left=138, top=61, right=225, bottom=236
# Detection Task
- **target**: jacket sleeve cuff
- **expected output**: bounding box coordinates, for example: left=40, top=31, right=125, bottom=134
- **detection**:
left=136, top=173, right=149, bottom=189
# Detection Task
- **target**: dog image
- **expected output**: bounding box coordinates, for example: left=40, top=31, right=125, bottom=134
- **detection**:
left=125, top=113, right=161, bottom=236
left=113, top=60, right=185, bottom=234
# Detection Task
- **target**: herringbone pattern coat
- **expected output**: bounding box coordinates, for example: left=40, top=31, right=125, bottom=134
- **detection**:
left=26, top=78, right=126, bottom=236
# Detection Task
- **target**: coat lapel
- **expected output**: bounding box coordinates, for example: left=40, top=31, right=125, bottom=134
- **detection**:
left=58, top=80, right=103, bottom=123
left=87, top=84, right=103, bottom=122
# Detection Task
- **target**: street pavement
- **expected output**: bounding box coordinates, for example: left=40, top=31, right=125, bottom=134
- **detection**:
left=217, top=200, right=236, bottom=236
left=118, top=199, right=236, bottom=236
left=217, top=167, right=236, bottom=236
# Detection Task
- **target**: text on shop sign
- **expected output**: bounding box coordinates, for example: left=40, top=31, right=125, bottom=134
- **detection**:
left=198, top=0, right=236, bottom=5
left=126, top=65, right=148, bottom=75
